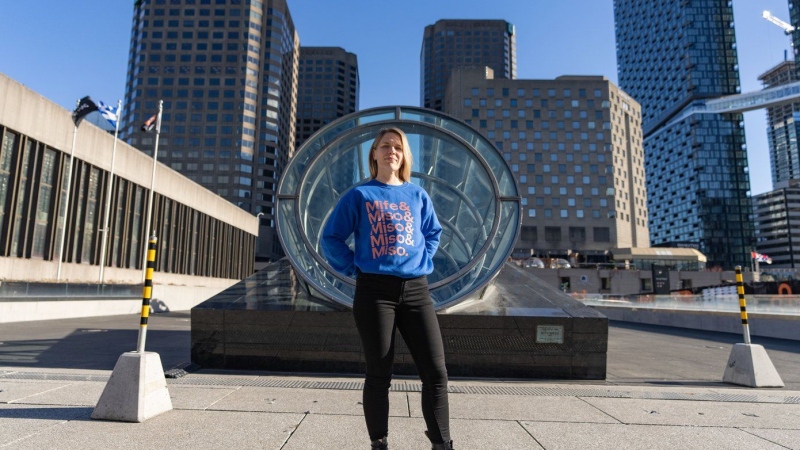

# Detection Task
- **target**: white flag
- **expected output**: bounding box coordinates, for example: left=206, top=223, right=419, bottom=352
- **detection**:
left=97, top=101, right=120, bottom=129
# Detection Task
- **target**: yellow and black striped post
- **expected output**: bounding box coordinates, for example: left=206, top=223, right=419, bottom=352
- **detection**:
left=734, top=266, right=751, bottom=345
left=136, top=235, right=158, bottom=353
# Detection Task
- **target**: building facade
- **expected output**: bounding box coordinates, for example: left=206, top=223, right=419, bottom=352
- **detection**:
left=295, top=47, right=359, bottom=149
left=760, top=61, right=800, bottom=188
left=444, top=68, right=649, bottom=264
left=0, top=73, right=257, bottom=284
left=753, top=179, right=800, bottom=268
left=122, top=0, right=299, bottom=262
left=614, top=0, right=753, bottom=269
left=421, top=19, right=516, bottom=111
left=790, top=1, right=800, bottom=75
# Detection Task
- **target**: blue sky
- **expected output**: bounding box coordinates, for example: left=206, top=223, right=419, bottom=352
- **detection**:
left=0, top=0, right=792, bottom=195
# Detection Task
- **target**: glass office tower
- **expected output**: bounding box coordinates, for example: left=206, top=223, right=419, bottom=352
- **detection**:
left=122, top=0, right=299, bottom=262
left=420, top=19, right=516, bottom=111
left=614, top=0, right=753, bottom=268
left=791, top=1, right=800, bottom=75
left=760, top=61, right=800, bottom=188
left=753, top=179, right=800, bottom=268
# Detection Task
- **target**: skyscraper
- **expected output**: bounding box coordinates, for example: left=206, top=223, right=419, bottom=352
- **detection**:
left=296, top=47, right=359, bottom=149
left=760, top=61, right=800, bottom=188
left=122, top=0, right=299, bottom=262
left=614, top=0, right=753, bottom=268
left=753, top=179, right=800, bottom=268
left=443, top=67, right=649, bottom=263
left=420, top=19, right=516, bottom=111
left=790, top=1, right=800, bottom=75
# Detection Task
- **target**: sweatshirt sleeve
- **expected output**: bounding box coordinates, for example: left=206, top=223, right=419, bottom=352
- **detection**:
left=321, top=191, right=358, bottom=277
left=420, top=192, right=442, bottom=258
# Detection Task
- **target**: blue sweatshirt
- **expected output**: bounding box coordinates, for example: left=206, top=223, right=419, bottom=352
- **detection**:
left=321, top=179, right=442, bottom=278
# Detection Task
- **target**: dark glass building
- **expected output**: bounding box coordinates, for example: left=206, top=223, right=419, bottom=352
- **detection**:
left=753, top=179, right=800, bottom=268
left=122, top=0, right=299, bottom=262
left=614, top=0, right=753, bottom=268
left=295, top=47, right=359, bottom=149
left=790, top=1, right=800, bottom=74
left=760, top=61, right=800, bottom=188
left=420, top=19, right=516, bottom=111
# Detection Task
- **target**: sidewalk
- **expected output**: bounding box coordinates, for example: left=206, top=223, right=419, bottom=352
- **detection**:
left=1, top=313, right=799, bottom=449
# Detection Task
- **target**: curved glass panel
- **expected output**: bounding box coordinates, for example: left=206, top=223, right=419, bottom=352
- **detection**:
left=277, top=106, right=520, bottom=309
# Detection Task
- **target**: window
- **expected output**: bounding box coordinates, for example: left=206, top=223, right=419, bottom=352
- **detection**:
left=545, top=227, right=561, bottom=242
left=594, top=227, right=610, bottom=242
left=521, top=226, right=537, bottom=242
left=569, top=227, right=586, bottom=242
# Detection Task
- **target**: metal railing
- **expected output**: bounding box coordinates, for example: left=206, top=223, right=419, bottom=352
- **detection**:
left=0, top=281, right=139, bottom=301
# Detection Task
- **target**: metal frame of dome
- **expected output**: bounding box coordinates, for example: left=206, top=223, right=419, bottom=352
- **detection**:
left=276, top=106, right=520, bottom=310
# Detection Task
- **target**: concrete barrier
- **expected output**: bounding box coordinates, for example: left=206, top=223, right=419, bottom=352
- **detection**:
left=592, top=304, right=800, bottom=341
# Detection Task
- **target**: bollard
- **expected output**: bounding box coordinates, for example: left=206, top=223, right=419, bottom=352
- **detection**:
left=734, top=266, right=751, bottom=345
left=722, top=265, right=784, bottom=387
left=92, top=233, right=172, bottom=422
left=136, top=235, right=157, bottom=353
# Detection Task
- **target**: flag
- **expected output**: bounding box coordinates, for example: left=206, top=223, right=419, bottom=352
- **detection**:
left=751, top=251, right=773, bottom=264
left=97, top=101, right=119, bottom=129
left=72, top=96, right=98, bottom=126
left=141, top=114, right=159, bottom=132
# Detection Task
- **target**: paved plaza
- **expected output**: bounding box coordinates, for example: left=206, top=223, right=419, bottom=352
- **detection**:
left=1, top=312, right=799, bottom=449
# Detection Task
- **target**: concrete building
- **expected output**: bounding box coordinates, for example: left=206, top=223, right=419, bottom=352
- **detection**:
left=295, top=47, right=359, bottom=149
left=421, top=19, right=516, bottom=111
left=759, top=60, right=800, bottom=188
left=753, top=179, right=800, bottom=268
left=614, top=0, right=754, bottom=269
left=0, top=73, right=257, bottom=321
left=444, top=67, right=649, bottom=264
left=122, top=0, right=299, bottom=263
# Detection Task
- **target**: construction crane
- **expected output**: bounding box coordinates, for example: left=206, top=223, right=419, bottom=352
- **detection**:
left=763, top=10, right=795, bottom=35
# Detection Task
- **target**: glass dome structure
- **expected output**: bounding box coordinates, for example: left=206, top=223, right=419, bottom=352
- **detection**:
left=276, top=106, right=520, bottom=310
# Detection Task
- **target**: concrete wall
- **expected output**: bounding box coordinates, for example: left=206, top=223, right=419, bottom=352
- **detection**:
left=0, top=278, right=237, bottom=323
left=0, top=74, right=258, bottom=235
left=594, top=305, right=800, bottom=341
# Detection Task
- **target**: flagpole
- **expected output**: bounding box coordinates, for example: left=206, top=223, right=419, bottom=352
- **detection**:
left=754, top=254, right=760, bottom=282
left=141, top=100, right=162, bottom=280
left=56, top=123, right=79, bottom=281
left=98, top=100, right=122, bottom=283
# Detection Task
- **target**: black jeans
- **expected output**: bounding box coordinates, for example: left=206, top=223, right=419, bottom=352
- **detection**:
left=353, top=273, right=450, bottom=444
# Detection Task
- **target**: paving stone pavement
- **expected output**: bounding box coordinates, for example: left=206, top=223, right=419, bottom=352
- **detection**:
left=1, top=312, right=798, bottom=449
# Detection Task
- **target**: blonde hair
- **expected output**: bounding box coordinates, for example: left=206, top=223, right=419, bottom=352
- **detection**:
left=368, top=127, right=413, bottom=182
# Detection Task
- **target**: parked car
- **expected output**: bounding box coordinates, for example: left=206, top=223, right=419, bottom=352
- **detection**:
left=550, top=258, right=571, bottom=269
left=523, top=257, right=545, bottom=269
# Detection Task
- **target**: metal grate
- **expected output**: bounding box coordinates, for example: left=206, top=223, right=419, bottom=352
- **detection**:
left=0, top=372, right=109, bottom=382
left=1, top=371, right=797, bottom=404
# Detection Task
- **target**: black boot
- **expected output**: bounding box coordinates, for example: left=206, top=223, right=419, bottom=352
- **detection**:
left=370, top=436, right=388, bottom=450
left=425, top=431, right=454, bottom=450
left=431, top=441, right=454, bottom=450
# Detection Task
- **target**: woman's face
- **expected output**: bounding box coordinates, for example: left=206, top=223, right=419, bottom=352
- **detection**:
left=373, top=132, right=404, bottom=175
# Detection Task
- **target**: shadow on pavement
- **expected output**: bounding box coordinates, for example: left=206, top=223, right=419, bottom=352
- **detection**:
left=0, top=407, right=93, bottom=420
left=609, top=320, right=800, bottom=354
left=0, top=328, right=190, bottom=371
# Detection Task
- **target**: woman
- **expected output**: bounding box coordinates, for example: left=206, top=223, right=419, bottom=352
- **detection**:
left=321, top=127, right=453, bottom=450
